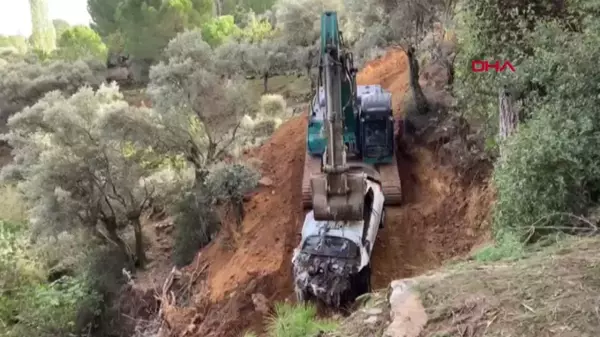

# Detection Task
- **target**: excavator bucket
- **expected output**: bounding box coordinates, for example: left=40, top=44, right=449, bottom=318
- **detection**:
left=302, top=151, right=403, bottom=208
left=310, top=172, right=365, bottom=221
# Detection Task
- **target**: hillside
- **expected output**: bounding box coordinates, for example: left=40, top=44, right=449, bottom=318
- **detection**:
left=158, top=48, right=495, bottom=337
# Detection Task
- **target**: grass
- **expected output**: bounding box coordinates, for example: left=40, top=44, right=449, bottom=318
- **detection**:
left=416, top=236, right=600, bottom=337
left=265, top=302, right=338, bottom=337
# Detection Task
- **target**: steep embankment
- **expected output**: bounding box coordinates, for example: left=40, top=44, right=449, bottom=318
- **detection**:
left=171, top=49, right=494, bottom=337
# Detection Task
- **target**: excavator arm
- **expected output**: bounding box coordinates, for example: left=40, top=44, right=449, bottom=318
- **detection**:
left=310, top=11, right=366, bottom=222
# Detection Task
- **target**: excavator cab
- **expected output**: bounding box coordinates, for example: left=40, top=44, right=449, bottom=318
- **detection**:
left=358, top=92, right=395, bottom=165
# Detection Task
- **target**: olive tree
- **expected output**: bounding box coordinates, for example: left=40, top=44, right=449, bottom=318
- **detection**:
left=0, top=84, right=185, bottom=269
left=0, top=59, right=106, bottom=133
left=244, top=38, right=292, bottom=93
left=143, top=29, right=255, bottom=183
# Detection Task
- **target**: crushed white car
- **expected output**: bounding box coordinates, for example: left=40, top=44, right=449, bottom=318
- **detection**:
left=292, top=177, right=385, bottom=307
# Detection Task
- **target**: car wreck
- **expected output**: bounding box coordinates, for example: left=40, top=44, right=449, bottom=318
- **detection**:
left=292, top=203, right=382, bottom=307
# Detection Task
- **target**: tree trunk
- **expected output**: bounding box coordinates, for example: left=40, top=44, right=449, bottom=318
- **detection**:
left=132, top=218, right=146, bottom=269
left=406, top=46, right=429, bottom=115
left=234, top=197, right=244, bottom=226
left=103, top=219, right=135, bottom=270
left=263, top=72, right=269, bottom=94
left=498, top=87, right=519, bottom=156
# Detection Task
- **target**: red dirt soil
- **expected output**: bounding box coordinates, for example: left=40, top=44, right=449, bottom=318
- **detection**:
left=173, top=49, right=494, bottom=337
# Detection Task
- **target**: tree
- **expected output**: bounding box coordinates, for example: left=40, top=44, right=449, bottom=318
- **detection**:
left=141, top=29, right=255, bottom=182
left=29, top=0, right=56, bottom=53
left=0, top=84, right=185, bottom=269
left=236, top=11, right=274, bottom=43
left=52, top=19, right=70, bottom=39
left=114, top=0, right=213, bottom=62
left=274, top=0, right=345, bottom=47
left=0, top=59, right=106, bottom=133
left=244, top=38, right=291, bottom=93
left=201, top=15, right=241, bottom=47
left=88, top=0, right=123, bottom=38
left=56, top=26, right=108, bottom=61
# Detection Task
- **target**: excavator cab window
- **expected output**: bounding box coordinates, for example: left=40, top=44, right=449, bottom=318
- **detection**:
left=363, top=119, right=392, bottom=159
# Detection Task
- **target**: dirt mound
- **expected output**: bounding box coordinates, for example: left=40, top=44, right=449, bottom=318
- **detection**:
left=172, top=49, right=494, bottom=336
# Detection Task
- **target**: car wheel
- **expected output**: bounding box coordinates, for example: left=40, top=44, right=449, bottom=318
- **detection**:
left=354, top=265, right=372, bottom=298
left=295, top=286, right=307, bottom=302
left=379, top=209, right=386, bottom=229
left=364, top=265, right=372, bottom=293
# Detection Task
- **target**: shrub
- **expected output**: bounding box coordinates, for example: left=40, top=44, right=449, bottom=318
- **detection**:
left=266, top=302, right=337, bottom=337
left=492, top=16, right=600, bottom=247
left=259, top=94, right=287, bottom=118
left=172, top=186, right=221, bottom=267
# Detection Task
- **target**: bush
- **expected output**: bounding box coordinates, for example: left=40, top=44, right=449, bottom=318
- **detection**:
left=492, top=16, right=600, bottom=247
left=0, top=220, right=101, bottom=337
left=259, top=94, right=287, bottom=118
left=172, top=186, right=221, bottom=267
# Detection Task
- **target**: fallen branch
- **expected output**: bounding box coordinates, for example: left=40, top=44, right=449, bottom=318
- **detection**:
left=525, top=212, right=598, bottom=243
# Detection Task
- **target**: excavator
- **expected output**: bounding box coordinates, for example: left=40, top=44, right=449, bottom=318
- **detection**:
left=301, top=12, right=402, bottom=212
left=291, top=11, right=402, bottom=307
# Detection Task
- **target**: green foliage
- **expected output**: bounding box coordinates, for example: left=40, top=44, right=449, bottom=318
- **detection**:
left=0, top=35, right=29, bottom=54
left=147, top=29, right=255, bottom=176
left=172, top=185, right=220, bottom=266
left=52, top=19, right=70, bottom=39
left=473, top=230, right=525, bottom=261
left=0, top=220, right=101, bottom=337
left=114, top=0, right=213, bottom=61
left=1, top=84, right=186, bottom=268
left=205, top=162, right=260, bottom=203
left=201, top=15, right=241, bottom=47
left=491, top=6, right=600, bottom=243
left=88, top=0, right=123, bottom=37
left=236, top=11, right=274, bottom=43
left=29, top=0, right=56, bottom=53
left=266, top=302, right=337, bottom=337
left=55, top=25, right=108, bottom=61
left=0, top=58, right=106, bottom=114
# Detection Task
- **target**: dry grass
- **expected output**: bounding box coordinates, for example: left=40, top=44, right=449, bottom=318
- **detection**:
left=325, top=291, right=392, bottom=337
left=248, top=75, right=311, bottom=104
left=416, top=237, right=600, bottom=337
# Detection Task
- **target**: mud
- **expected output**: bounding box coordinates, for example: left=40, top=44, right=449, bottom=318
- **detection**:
left=168, top=48, right=495, bottom=336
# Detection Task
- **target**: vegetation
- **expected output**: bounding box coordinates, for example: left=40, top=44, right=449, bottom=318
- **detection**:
left=266, top=302, right=337, bottom=337
left=417, top=237, right=600, bottom=336
left=2, top=0, right=600, bottom=335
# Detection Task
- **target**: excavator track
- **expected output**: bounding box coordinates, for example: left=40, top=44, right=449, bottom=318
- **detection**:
left=302, top=151, right=402, bottom=208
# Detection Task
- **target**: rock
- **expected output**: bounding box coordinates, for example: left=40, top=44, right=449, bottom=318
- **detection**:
left=364, top=316, right=379, bottom=324
left=259, top=177, right=273, bottom=187
left=252, top=293, right=270, bottom=314
left=363, top=307, right=383, bottom=315
left=384, top=279, right=427, bottom=337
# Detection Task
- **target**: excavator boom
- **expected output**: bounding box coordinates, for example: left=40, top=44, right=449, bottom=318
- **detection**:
left=309, top=11, right=365, bottom=222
